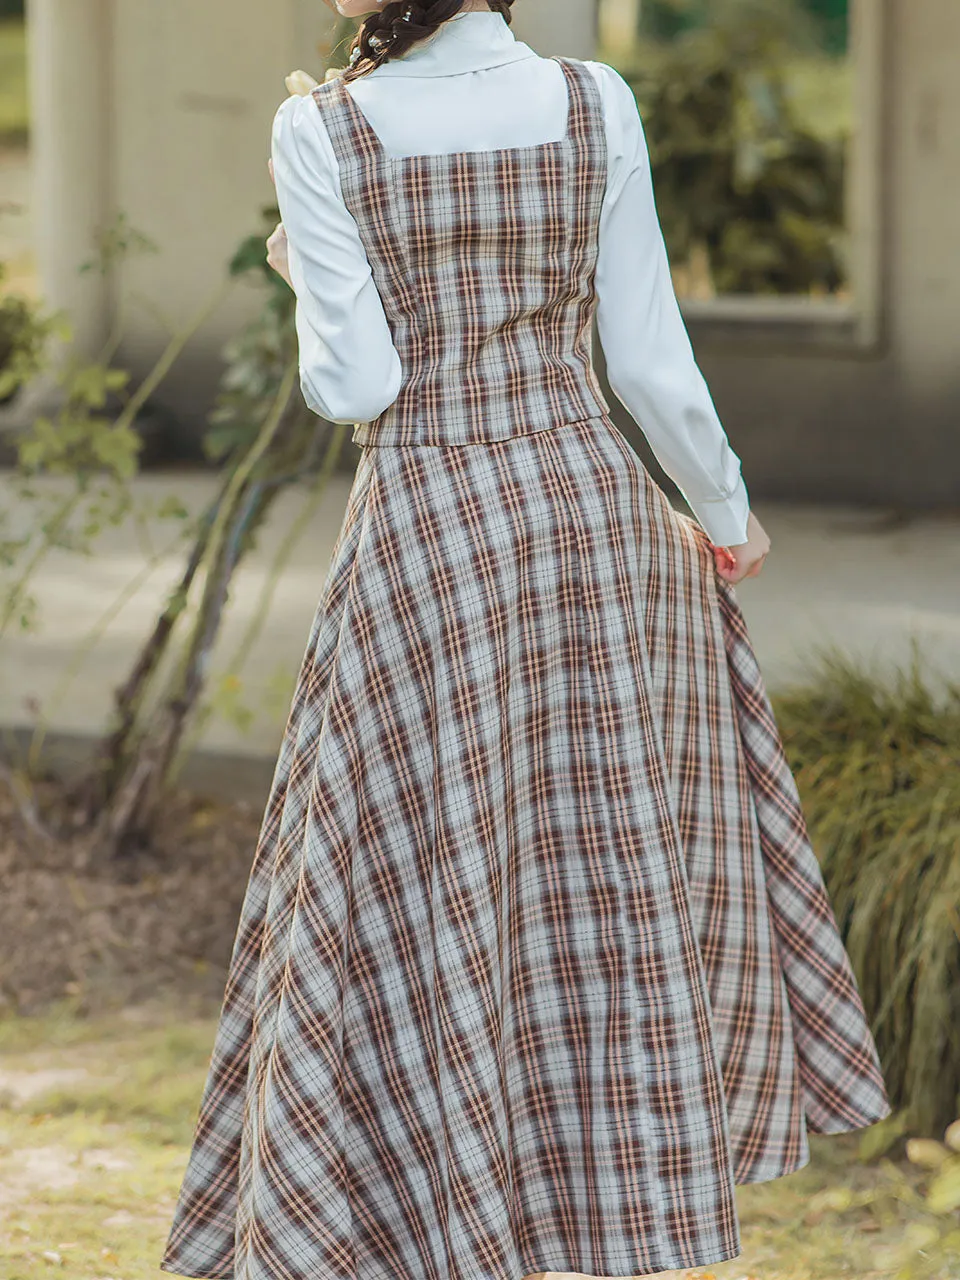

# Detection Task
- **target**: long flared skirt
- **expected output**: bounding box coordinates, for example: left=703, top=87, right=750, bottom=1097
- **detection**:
left=160, top=412, right=891, bottom=1280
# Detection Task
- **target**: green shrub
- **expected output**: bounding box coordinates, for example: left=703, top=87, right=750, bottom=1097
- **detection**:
left=639, top=0, right=850, bottom=54
left=772, top=648, right=960, bottom=1138
left=0, top=266, right=65, bottom=404
left=621, top=0, right=849, bottom=295
left=0, top=16, right=27, bottom=144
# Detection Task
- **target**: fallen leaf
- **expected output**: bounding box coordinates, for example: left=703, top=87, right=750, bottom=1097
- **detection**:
left=906, top=1138, right=949, bottom=1168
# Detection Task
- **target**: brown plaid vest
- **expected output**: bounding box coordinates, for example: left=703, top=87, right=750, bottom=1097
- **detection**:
left=311, top=56, right=613, bottom=447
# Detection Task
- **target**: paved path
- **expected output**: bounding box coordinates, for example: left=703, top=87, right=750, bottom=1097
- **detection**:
left=2, top=471, right=958, bottom=766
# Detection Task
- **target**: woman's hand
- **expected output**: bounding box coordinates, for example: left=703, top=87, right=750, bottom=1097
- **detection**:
left=266, top=158, right=294, bottom=289
left=709, top=511, right=771, bottom=585
left=266, top=221, right=292, bottom=289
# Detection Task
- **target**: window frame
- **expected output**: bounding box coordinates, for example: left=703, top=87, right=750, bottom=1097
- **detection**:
left=649, top=0, right=888, bottom=356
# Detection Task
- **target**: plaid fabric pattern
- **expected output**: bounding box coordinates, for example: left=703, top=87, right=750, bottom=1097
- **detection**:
left=160, top=55, right=891, bottom=1280
left=314, top=58, right=612, bottom=447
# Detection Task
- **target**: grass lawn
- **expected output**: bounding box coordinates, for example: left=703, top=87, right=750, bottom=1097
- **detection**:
left=0, top=19, right=27, bottom=146
left=0, top=1002, right=955, bottom=1280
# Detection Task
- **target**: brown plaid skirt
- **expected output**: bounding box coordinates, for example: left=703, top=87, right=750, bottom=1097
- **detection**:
left=160, top=54, right=891, bottom=1280
left=160, top=418, right=891, bottom=1280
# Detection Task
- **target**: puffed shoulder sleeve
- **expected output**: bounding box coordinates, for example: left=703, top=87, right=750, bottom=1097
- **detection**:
left=590, top=63, right=751, bottom=547
left=270, top=92, right=403, bottom=424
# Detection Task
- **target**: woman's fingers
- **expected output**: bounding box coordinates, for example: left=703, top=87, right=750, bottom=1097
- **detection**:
left=266, top=222, right=288, bottom=272
left=714, top=550, right=767, bottom=584
left=268, top=157, right=275, bottom=186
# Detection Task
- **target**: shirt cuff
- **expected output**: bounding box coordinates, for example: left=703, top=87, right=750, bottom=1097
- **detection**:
left=686, top=474, right=751, bottom=546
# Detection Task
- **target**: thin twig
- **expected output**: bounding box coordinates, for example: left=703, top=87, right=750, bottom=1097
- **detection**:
left=110, top=278, right=234, bottom=441
left=26, top=520, right=196, bottom=776
left=180, top=422, right=348, bottom=758
left=0, top=760, right=56, bottom=846
left=0, top=491, right=83, bottom=638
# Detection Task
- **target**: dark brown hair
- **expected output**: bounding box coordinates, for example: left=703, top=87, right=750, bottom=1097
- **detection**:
left=341, top=1, right=516, bottom=83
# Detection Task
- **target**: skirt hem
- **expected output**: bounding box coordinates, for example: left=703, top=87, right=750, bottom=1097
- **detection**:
left=158, top=1244, right=746, bottom=1280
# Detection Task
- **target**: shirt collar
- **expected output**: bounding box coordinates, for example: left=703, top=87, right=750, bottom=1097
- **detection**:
left=366, top=10, right=538, bottom=77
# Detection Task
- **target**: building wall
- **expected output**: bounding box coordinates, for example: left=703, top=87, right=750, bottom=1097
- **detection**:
left=48, top=0, right=599, bottom=435
left=100, top=0, right=598, bottom=445
left=25, top=0, right=960, bottom=508
left=668, top=0, right=960, bottom=512
left=108, top=0, right=302, bottom=440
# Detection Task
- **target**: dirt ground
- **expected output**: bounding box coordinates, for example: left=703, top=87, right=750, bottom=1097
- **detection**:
left=0, top=1000, right=945, bottom=1280
left=0, top=773, right=955, bottom=1278
left=0, top=773, right=262, bottom=1016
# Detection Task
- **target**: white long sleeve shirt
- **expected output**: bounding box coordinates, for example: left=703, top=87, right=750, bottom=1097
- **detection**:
left=270, top=10, right=751, bottom=546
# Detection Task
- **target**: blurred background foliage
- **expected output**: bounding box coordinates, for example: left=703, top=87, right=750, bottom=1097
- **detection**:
left=0, top=205, right=348, bottom=854
left=1, top=5, right=959, bottom=1272
left=599, top=0, right=852, bottom=296
left=0, top=5, right=27, bottom=146
left=0, top=0, right=854, bottom=295
left=776, top=648, right=960, bottom=1141
left=641, top=0, right=848, bottom=52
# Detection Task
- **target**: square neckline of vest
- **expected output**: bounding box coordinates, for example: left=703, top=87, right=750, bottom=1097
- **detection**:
left=321, top=55, right=580, bottom=166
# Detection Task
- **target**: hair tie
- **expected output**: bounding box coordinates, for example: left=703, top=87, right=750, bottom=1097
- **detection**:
left=344, top=0, right=517, bottom=82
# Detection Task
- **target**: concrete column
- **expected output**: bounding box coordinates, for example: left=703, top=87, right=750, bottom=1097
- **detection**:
left=884, top=0, right=960, bottom=498
left=108, top=0, right=298, bottom=430
left=25, top=0, right=113, bottom=357
left=598, top=0, right=641, bottom=50
left=889, top=0, right=960, bottom=387
left=291, top=0, right=344, bottom=71
left=512, top=0, right=597, bottom=58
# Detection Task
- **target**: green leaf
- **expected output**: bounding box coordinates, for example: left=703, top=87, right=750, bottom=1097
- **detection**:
left=156, top=496, right=191, bottom=521
left=229, top=225, right=277, bottom=278
left=927, top=1161, right=960, bottom=1215
left=858, top=1109, right=911, bottom=1163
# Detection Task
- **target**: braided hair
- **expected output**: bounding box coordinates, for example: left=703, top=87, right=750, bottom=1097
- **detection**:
left=341, top=1, right=516, bottom=83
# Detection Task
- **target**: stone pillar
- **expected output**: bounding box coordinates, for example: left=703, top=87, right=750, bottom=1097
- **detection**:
left=598, top=0, right=641, bottom=50
left=25, top=0, right=113, bottom=357
left=107, top=0, right=299, bottom=432
left=291, top=0, right=344, bottom=71
left=512, top=0, right=597, bottom=58
left=885, top=0, right=960, bottom=496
